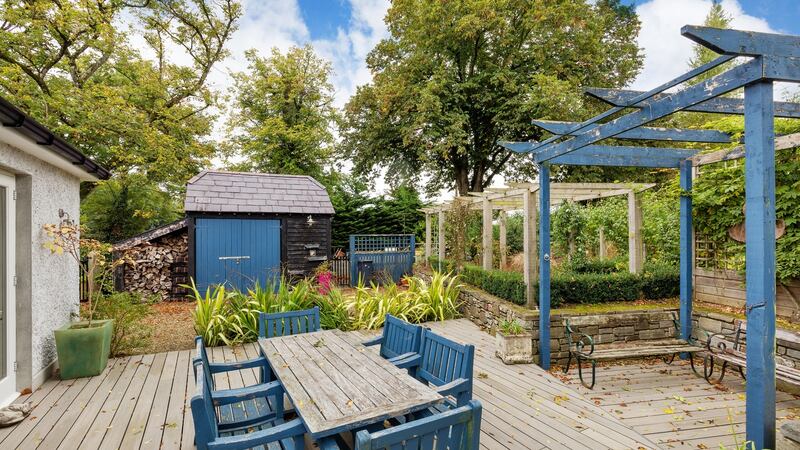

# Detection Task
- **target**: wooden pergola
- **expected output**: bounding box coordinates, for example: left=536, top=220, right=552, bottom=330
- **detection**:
left=421, top=182, right=654, bottom=307
left=495, top=26, right=800, bottom=449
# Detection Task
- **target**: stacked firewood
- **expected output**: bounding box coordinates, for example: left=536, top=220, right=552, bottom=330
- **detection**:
left=120, top=234, right=188, bottom=301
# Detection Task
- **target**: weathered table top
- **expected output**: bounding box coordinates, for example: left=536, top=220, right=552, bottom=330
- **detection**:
left=259, top=329, right=443, bottom=438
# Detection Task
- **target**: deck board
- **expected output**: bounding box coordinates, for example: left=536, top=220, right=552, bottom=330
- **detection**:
left=3, top=318, right=798, bottom=449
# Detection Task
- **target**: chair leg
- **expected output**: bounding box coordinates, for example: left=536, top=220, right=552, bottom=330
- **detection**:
left=688, top=353, right=701, bottom=377
left=738, top=365, right=746, bottom=381
left=703, top=354, right=714, bottom=382
left=576, top=355, right=596, bottom=390
left=563, top=352, right=573, bottom=374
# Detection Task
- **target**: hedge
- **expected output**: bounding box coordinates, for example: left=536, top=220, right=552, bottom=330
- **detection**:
left=425, top=256, right=679, bottom=307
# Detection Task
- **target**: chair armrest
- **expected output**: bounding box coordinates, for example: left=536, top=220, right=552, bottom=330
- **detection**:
left=388, top=352, right=417, bottom=364
left=434, top=378, right=470, bottom=398
left=208, top=356, right=267, bottom=374
left=705, top=331, right=736, bottom=355
left=362, top=335, right=383, bottom=347
left=207, top=418, right=306, bottom=450
left=392, top=353, right=421, bottom=369
left=212, top=381, right=284, bottom=406
left=572, top=333, right=595, bottom=356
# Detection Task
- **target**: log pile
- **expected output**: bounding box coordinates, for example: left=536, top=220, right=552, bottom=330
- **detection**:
left=120, top=233, right=189, bottom=301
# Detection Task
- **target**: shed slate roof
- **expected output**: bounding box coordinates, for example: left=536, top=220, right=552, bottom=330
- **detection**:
left=184, top=171, right=335, bottom=215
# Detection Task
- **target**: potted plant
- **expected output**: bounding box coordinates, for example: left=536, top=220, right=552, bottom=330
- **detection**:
left=495, top=319, right=533, bottom=364
left=43, top=217, right=128, bottom=379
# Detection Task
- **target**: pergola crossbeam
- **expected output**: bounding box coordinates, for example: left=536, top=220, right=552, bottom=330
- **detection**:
left=532, top=120, right=732, bottom=143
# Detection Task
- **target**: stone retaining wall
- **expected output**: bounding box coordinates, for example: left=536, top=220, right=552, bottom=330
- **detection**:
left=458, top=283, right=800, bottom=367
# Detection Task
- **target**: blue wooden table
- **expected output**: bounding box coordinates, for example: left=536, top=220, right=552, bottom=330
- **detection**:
left=259, top=329, right=443, bottom=439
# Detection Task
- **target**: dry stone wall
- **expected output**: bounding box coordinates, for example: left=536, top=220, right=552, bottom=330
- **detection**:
left=458, top=283, right=800, bottom=367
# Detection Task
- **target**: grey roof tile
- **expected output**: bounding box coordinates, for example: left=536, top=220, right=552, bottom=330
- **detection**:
left=185, top=171, right=335, bottom=215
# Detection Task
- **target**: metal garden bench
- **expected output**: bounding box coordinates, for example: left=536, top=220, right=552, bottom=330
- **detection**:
left=318, top=400, right=483, bottom=450
left=704, top=321, right=800, bottom=388
left=363, top=314, right=423, bottom=372
left=564, top=315, right=703, bottom=389
left=190, top=359, right=306, bottom=450
left=259, top=306, right=321, bottom=338
left=397, top=328, right=475, bottom=408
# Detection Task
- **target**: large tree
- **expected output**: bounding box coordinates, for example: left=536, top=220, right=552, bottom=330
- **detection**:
left=0, top=0, right=241, bottom=190
left=227, top=46, right=338, bottom=180
left=341, top=0, right=642, bottom=195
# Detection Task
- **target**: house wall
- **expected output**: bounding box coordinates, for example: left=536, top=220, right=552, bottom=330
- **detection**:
left=0, top=141, right=81, bottom=390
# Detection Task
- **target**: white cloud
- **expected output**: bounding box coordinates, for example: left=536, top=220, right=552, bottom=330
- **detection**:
left=631, top=0, right=773, bottom=90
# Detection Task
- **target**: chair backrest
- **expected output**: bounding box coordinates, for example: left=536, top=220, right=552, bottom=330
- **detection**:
left=417, top=329, right=474, bottom=403
left=355, top=399, right=482, bottom=450
left=380, top=314, right=423, bottom=359
left=190, top=360, right=219, bottom=449
left=193, top=336, right=216, bottom=390
left=259, top=306, right=321, bottom=338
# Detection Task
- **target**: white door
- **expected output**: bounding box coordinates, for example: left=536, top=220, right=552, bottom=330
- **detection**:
left=0, top=171, right=16, bottom=406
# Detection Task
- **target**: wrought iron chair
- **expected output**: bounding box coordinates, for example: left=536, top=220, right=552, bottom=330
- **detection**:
left=318, top=400, right=482, bottom=450
left=191, top=360, right=306, bottom=450
left=259, top=306, right=321, bottom=338
left=396, top=329, right=475, bottom=408
left=363, top=314, right=424, bottom=372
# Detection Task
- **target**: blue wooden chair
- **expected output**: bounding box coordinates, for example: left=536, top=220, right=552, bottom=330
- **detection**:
left=363, top=314, right=423, bottom=369
left=395, top=329, right=475, bottom=408
left=191, top=360, right=307, bottom=450
left=319, top=400, right=482, bottom=450
left=259, top=307, right=321, bottom=338
left=194, top=336, right=284, bottom=418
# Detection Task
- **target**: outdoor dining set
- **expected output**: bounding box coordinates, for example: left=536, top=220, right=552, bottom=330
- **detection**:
left=190, top=308, right=483, bottom=450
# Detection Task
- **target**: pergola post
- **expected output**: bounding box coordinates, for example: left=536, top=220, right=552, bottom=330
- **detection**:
left=538, top=165, right=552, bottom=370
left=482, top=197, right=493, bottom=270
left=744, top=80, right=776, bottom=449
left=438, top=210, right=446, bottom=271
left=627, top=190, right=644, bottom=274
left=499, top=210, right=508, bottom=270
left=598, top=227, right=606, bottom=260
left=679, top=160, right=693, bottom=351
left=424, top=213, right=432, bottom=264
left=523, top=188, right=538, bottom=308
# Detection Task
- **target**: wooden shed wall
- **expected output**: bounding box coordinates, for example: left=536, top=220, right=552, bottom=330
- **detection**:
left=694, top=267, right=800, bottom=320
left=286, top=215, right=332, bottom=276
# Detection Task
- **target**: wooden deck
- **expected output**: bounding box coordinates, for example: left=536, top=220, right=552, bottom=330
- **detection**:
left=1, top=318, right=795, bottom=449
left=560, top=356, right=800, bottom=449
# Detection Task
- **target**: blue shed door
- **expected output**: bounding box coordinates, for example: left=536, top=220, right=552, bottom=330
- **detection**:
left=194, top=218, right=281, bottom=292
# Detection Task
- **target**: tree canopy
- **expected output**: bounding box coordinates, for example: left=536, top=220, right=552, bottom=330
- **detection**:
left=227, top=46, right=338, bottom=180
left=340, top=0, right=642, bottom=196
left=0, top=0, right=241, bottom=190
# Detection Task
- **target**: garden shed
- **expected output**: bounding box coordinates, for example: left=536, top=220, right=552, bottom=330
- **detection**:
left=185, top=171, right=334, bottom=292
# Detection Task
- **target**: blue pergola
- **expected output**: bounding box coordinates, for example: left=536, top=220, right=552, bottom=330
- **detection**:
left=501, top=25, right=800, bottom=449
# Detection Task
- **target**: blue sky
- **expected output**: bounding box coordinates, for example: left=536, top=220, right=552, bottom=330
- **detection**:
left=623, top=0, right=800, bottom=34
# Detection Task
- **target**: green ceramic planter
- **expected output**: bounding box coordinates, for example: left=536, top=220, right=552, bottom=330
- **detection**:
left=54, top=319, right=113, bottom=379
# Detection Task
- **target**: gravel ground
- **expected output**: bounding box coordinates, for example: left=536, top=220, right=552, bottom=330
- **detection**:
left=140, top=301, right=196, bottom=354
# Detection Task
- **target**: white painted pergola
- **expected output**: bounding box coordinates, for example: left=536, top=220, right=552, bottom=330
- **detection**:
left=422, top=182, right=655, bottom=308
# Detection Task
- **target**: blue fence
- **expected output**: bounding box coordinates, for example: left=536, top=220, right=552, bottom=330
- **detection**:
left=349, top=234, right=415, bottom=286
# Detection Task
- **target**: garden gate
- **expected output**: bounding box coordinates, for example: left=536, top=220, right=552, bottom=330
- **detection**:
left=349, top=234, right=415, bottom=286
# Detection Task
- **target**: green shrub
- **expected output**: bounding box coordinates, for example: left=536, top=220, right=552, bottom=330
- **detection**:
left=317, top=288, right=352, bottom=331
left=551, top=272, right=641, bottom=304
left=562, top=256, right=624, bottom=274
left=640, top=261, right=680, bottom=299
left=92, top=291, right=153, bottom=356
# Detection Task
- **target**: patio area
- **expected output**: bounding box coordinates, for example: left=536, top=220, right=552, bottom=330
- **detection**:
left=0, top=318, right=797, bottom=449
